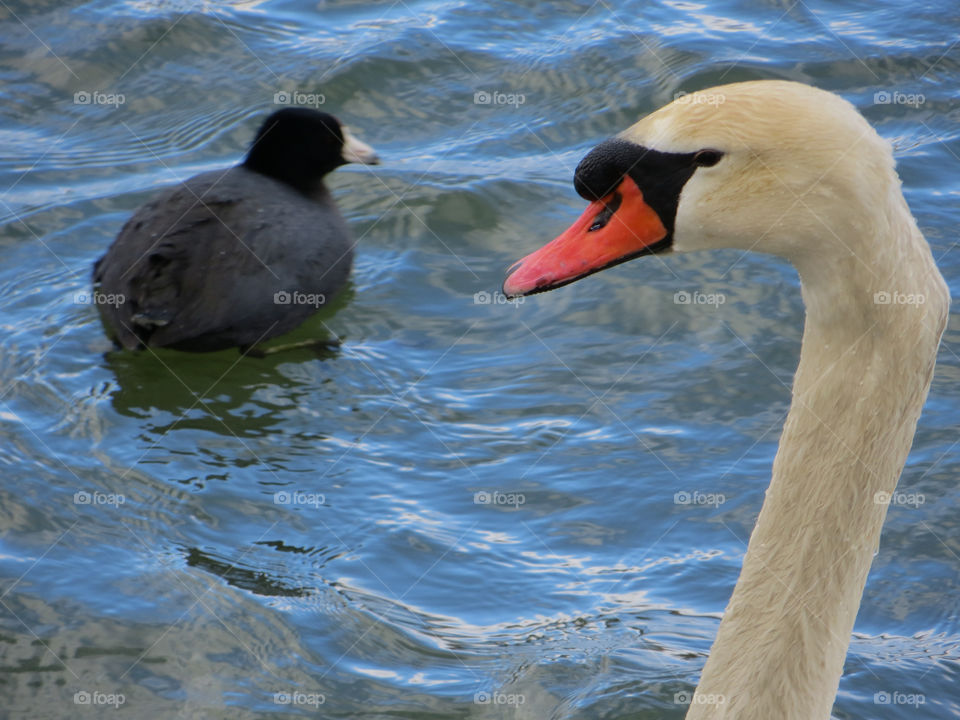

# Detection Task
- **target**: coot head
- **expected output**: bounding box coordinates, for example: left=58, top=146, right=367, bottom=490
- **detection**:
left=243, top=108, right=379, bottom=194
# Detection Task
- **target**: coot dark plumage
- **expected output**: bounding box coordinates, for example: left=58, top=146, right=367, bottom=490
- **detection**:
left=93, top=108, right=378, bottom=352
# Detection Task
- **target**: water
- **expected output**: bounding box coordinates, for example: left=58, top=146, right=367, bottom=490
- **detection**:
left=1, top=1, right=959, bottom=717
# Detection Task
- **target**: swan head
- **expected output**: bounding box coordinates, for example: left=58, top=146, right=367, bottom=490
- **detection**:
left=503, top=80, right=896, bottom=297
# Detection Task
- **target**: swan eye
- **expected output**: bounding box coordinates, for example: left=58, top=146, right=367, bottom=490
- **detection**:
left=693, top=149, right=723, bottom=167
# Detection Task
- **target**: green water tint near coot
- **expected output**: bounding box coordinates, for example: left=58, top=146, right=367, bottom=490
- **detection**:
left=93, top=108, right=379, bottom=353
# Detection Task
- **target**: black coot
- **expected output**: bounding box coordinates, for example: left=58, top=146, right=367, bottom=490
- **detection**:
left=93, top=108, right=379, bottom=352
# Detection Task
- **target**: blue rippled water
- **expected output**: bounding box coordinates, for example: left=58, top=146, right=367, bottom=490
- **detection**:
left=1, top=1, right=958, bottom=718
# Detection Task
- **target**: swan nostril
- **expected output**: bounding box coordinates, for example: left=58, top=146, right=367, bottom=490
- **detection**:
left=589, top=212, right=610, bottom=232
left=588, top=192, right=623, bottom=232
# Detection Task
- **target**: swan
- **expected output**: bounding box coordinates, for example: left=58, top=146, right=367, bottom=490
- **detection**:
left=94, top=108, right=379, bottom=352
left=502, top=80, right=948, bottom=719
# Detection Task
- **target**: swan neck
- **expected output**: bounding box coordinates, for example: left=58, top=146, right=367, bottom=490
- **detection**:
left=684, top=213, right=947, bottom=719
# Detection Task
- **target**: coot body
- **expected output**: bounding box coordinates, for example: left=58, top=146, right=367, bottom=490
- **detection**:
left=93, top=108, right=378, bottom=352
